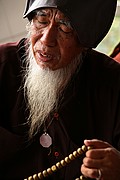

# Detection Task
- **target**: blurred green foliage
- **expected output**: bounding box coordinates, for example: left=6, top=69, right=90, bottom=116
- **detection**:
left=95, top=1, right=120, bottom=56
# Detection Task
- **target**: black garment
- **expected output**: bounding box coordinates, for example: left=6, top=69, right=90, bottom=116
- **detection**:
left=0, top=38, right=120, bottom=180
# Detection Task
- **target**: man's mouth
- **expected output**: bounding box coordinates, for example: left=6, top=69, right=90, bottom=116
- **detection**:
left=37, top=51, right=53, bottom=62
left=41, top=52, right=51, bottom=58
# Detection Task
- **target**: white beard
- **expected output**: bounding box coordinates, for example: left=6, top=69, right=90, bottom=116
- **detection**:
left=23, top=45, right=82, bottom=137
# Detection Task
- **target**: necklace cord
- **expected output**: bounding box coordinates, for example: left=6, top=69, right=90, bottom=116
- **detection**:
left=24, top=145, right=92, bottom=180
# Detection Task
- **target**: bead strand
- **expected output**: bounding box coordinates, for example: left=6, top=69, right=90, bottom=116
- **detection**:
left=24, top=145, right=92, bottom=180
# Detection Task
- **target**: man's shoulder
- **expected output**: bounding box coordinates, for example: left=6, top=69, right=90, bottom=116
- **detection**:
left=0, top=41, right=18, bottom=53
left=87, top=49, right=120, bottom=71
left=0, top=38, right=26, bottom=64
left=84, top=49, right=120, bottom=89
left=0, top=42, right=18, bottom=65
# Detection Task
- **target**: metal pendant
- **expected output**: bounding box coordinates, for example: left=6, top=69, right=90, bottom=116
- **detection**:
left=40, top=132, right=52, bottom=148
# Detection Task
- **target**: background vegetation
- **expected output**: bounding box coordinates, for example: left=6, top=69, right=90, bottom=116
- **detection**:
left=95, top=0, right=120, bottom=56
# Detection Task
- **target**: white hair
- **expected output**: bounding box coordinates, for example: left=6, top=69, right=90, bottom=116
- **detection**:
left=23, top=29, right=83, bottom=138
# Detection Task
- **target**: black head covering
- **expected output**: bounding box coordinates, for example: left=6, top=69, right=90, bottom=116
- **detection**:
left=23, top=0, right=117, bottom=48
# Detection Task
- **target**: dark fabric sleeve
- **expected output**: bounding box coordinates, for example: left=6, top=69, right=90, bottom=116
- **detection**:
left=0, top=127, right=25, bottom=162
left=0, top=42, right=26, bottom=163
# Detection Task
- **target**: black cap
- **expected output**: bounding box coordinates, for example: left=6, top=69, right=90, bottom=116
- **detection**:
left=23, top=0, right=117, bottom=48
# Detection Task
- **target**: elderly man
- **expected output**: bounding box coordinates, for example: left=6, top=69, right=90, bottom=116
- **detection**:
left=0, top=0, right=120, bottom=179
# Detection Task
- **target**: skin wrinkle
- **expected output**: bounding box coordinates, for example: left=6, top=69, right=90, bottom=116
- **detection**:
left=30, top=8, right=83, bottom=70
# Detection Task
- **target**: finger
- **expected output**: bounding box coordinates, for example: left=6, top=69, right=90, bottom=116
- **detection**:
left=81, top=164, right=101, bottom=179
left=83, top=156, right=103, bottom=168
left=84, top=139, right=112, bottom=149
left=86, top=148, right=105, bottom=159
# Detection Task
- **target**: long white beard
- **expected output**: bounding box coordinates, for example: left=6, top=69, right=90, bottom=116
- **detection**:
left=23, top=45, right=82, bottom=137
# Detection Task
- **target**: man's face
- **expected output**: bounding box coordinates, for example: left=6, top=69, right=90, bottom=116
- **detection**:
left=30, top=8, right=83, bottom=70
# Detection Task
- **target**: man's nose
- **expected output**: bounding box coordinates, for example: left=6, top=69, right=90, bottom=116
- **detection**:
left=40, top=25, right=57, bottom=47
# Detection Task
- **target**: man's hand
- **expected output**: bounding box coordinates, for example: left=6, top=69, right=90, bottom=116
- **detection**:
left=81, top=139, right=120, bottom=180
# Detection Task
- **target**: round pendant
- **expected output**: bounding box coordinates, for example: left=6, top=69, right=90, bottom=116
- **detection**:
left=40, top=133, right=52, bottom=148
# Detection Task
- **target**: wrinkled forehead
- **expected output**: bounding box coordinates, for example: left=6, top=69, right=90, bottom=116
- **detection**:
left=35, top=7, right=70, bottom=21
left=23, top=0, right=117, bottom=48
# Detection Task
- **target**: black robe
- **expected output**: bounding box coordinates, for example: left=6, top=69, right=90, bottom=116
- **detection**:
left=0, top=38, right=120, bottom=180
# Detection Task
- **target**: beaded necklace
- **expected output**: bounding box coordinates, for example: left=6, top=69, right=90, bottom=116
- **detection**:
left=24, top=145, right=92, bottom=180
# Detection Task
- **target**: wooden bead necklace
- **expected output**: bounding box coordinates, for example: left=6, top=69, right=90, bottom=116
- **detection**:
left=24, top=145, right=92, bottom=180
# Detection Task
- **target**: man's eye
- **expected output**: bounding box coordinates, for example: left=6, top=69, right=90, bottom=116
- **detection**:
left=38, top=20, right=48, bottom=25
left=33, top=17, right=48, bottom=28
left=59, top=24, right=73, bottom=33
